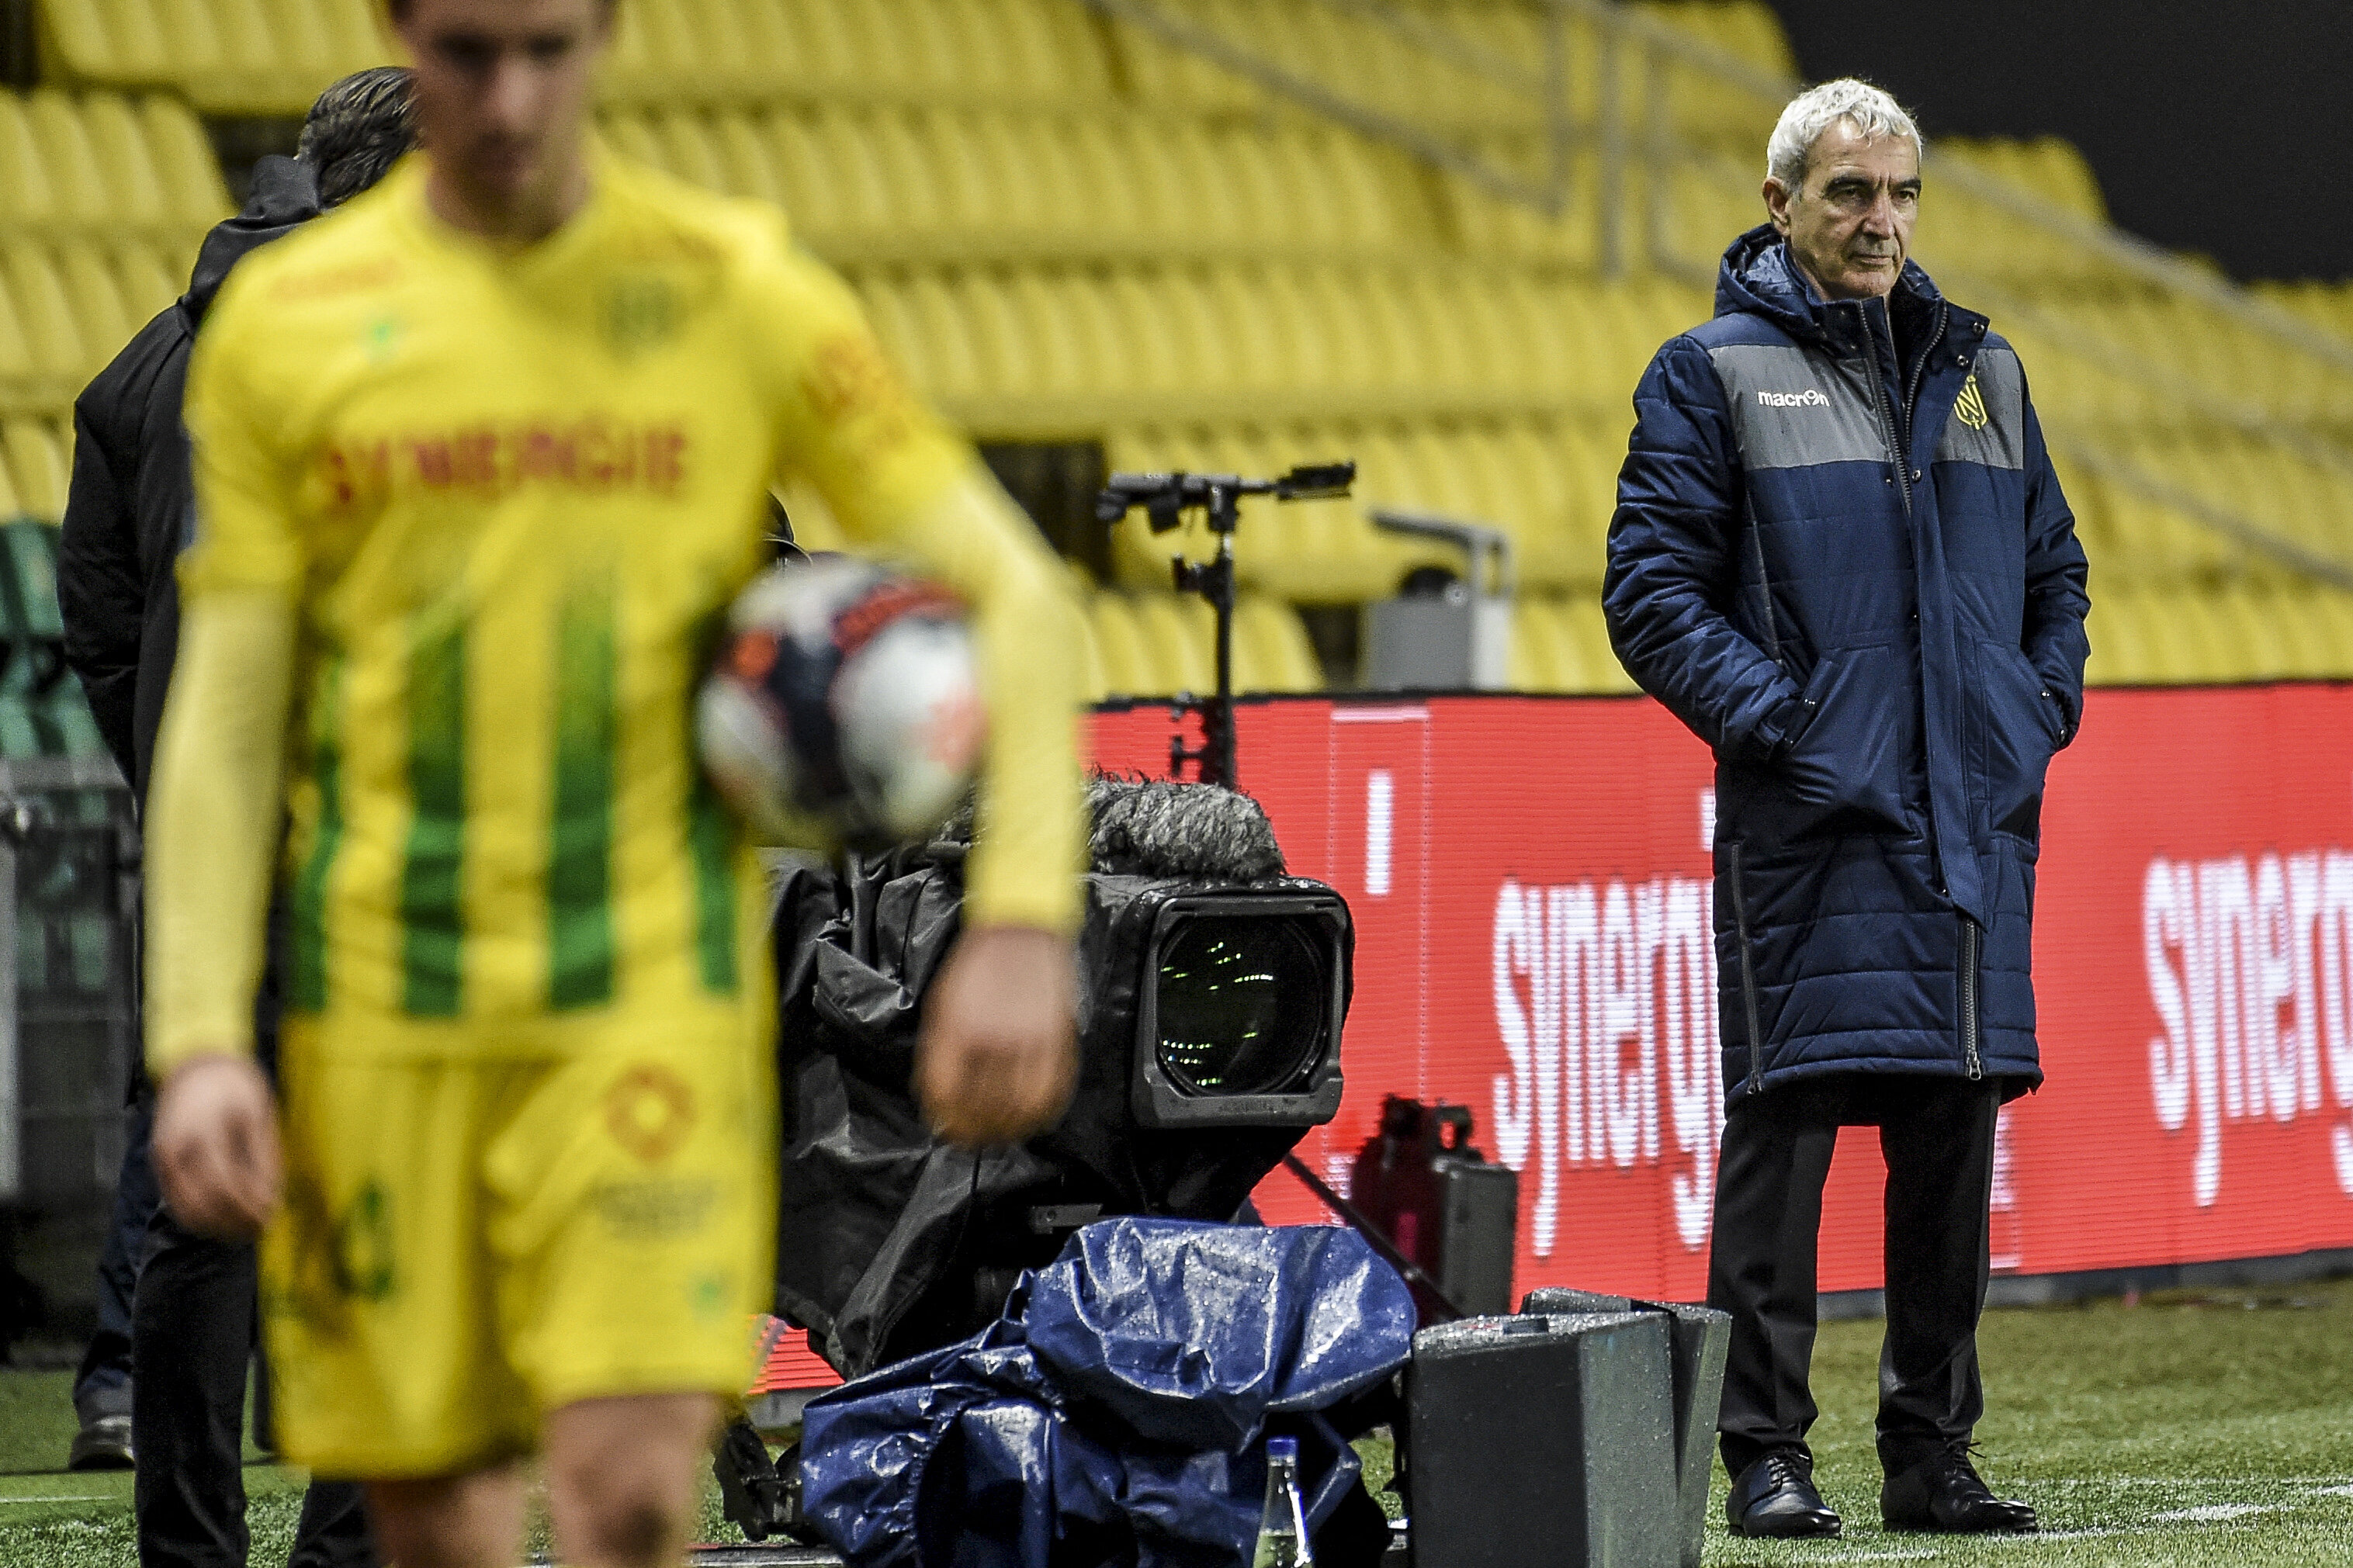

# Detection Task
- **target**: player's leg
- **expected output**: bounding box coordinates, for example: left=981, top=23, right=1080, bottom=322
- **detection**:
left=364, top=1463, right=528, bottom=1568
left=263, top=1031, right=537, bottom=1561
left=497, top=1016, right=777, bottom=1566
left=544, top=1393, right=724, bottom=1568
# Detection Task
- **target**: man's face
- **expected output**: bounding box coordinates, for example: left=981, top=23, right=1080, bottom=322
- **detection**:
left=1762, top=120, right=1920, bottom=301
left=394, top=0, right=609, bottom=218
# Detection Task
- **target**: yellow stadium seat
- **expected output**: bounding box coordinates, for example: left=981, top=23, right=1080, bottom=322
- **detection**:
left=0, top=97, right=60, bottom=227
left=0, top=269, right=33, bottom=384
left=1233, top=595, right=1323, bottom=693
left=598, top=110, right=665, bottom=174
left=1509, top=598, right=1570, bottom=691
left=0, top=449, right=20, bottom=518
left=57, top=238, right=137, bottom=372
left=1561, top=597, right=1634, bottom=694
left=80, top=95, right=176, bottom=229
left=705, top=109, right=790, bottom=208
left=24, top=92, right=116, bottom=230
left=1131, top=591, right=1215, bottom=696
left=112, top=236, right=186, bottom=322
left=2, top=244, right=87, bottom=383
left=138, top=97, right=234, bottom=227
left=1088, top=594, right=1159, bottom=699
left=2303, top=591, right=2353, bottom=680
left=1109, top=0, right=1263, bottom=115
left=2, top=419, right=69, bottom=521
left=2081, top=583, right=2153, bottom=686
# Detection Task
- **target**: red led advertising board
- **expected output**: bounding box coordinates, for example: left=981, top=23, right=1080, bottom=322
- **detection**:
left=755, top=684, right=2353, bottom=1394
left=1091, top=687, right=2353, bottom=1303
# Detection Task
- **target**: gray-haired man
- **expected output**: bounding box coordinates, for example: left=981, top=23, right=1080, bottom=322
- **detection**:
left=1606, top=78, right=2084, bottom=1539
left=59, top=67, right=417, bottom=1568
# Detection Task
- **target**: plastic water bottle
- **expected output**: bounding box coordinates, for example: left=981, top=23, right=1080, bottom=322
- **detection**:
left=1251, top=1435, right=1315, bottom=1567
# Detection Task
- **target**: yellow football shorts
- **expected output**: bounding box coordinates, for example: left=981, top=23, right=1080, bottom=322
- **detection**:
left=258, top=1013, right=778, bottom=1479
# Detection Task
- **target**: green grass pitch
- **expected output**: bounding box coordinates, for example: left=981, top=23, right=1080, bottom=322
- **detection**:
left=0, top=1276, right=2344, bottom=1564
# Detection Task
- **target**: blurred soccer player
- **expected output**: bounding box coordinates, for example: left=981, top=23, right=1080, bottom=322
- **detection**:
left=61, top=67, right=416, bottom=1567
left=140, top=2, right=1086, bottom=1566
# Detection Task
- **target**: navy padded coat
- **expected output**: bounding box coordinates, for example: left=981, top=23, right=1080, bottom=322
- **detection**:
left=1604, top=227, right=2090, bottom=1102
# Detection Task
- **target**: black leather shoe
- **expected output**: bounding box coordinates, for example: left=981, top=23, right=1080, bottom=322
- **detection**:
left=1881, top=1447, right=2037, bottom=1534
left=1727, top=1452, right=1842, bottom=1539
left=67, top=1413, right=133, bottom=1471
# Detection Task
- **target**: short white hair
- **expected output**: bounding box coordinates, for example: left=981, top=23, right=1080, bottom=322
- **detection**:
left=1766, top=78, right=1922, bottom=189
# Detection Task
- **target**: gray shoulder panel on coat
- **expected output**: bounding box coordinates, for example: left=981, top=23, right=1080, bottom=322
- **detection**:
left=1705, top=340, right=1888, bottom=472
left=1932, top=344, right=2027, bottom=471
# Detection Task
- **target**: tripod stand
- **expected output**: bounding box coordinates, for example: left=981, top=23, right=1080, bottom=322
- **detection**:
left=1094, top=462, right=1354, bottom=788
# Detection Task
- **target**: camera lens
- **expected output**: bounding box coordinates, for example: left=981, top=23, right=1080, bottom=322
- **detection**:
left=1153, top=916, right=1326, bottom=1096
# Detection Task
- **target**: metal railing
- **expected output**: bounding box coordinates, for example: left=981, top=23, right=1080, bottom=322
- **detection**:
left=1070, top=0, right=2353, bottom=590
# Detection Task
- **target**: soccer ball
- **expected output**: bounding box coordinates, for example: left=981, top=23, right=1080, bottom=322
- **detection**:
left=698, top=556, right=985, bottom=851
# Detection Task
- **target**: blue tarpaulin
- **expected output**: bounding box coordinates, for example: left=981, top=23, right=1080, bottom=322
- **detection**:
left=800, top=1218, right=1413, bottom=1568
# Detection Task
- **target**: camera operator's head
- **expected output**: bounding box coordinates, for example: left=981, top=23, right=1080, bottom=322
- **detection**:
left=299, top=66, right=421, bottom=209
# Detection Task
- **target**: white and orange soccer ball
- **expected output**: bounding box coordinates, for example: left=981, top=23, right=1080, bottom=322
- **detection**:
left=698, top=556, right=985, bottom=851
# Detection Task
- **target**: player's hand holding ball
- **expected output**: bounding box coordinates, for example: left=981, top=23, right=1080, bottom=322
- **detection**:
left=700, top=557, right=1078, bottom=1146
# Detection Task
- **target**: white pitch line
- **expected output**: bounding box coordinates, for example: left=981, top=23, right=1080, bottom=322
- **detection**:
left=0, top=1496, right=114, bottom=1504
left=2150, top=1502, right=2275, bottom=1522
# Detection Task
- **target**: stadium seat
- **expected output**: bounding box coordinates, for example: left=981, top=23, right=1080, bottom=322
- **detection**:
left=2, top=420, right=70, bottom=522
left=1, top=243, right=88, bottom=386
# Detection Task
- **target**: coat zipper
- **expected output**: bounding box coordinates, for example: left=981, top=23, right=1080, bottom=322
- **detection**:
left=1959, top=916, right=1984, bottom=1080
left=1728, top=842, right=1767, bottom=1094
left=1858, top=299, right=1948, bottom=514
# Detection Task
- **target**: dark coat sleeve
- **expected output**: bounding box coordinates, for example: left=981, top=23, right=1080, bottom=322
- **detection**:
left=1603, top=334, right=1805, bottom=763
left=58, top=388, right=145, bottom=782
left=2017, top=389, right=2091, bottom=744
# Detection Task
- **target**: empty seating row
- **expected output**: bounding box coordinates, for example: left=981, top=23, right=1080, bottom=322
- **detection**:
left=2088, top=580, right=2353, bottom=685
left=1109, top=0, right=1795, bottom=144
left=40, top=0, right=387, bottom=116
left=0, top=88, right=229, bottom=235
left=41, top=0, right=1111, bottom=114
left=1101, top=419, right=1632, bottom=601
left=844, top=263, right=1706, bottom=429
left=2088, top=435, right=2353, bottom=577
left=600, top=103, right=1423, bottom=262
left=42, top=0, right=1796, bottom=129
left=1083, top=589, right=1322, bottom=701
left=0, top=236, right=200, bottom=403
left=2256, top=279, right=2353, bottom=347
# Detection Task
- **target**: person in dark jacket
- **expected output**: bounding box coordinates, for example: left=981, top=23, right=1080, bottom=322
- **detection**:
left=1605, top=78, right=2088, bottom=1541
left=57, top=67, right=417, bottom=1567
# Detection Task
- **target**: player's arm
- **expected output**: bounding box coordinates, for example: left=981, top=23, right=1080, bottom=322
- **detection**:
left=762, top=250, right=1084, bottom=1145
left=144, top=305, right=305, bottom=1236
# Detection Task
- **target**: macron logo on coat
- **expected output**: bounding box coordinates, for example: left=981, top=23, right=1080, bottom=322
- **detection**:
left=1755, top=389, right=1831, bottom=408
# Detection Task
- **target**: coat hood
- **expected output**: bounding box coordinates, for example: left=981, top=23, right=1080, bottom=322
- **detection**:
left=182, top=155, right=321, bottom=323
left=1714, top=222, right=1946, bottom=342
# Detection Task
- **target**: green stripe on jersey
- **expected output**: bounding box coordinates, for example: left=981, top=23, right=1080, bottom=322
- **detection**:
left=290, top=652, right=347, bottom=1012
left=400, top=612, right=466, bottom=1016
left=685, top=612, right=737, bottom=995
left=548, top=585, right=617, bottom=1009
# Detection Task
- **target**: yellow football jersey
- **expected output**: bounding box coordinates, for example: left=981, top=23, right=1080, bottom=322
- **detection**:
left=173, top=149, right=1082, bottom=1063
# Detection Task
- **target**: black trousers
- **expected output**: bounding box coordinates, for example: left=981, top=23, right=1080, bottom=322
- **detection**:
left=1706, top=1072, right=2001, bottom=1480
left=130, top=1113, right=379, bottom=1568
left=75, top=1092, right=157, bottom=1421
